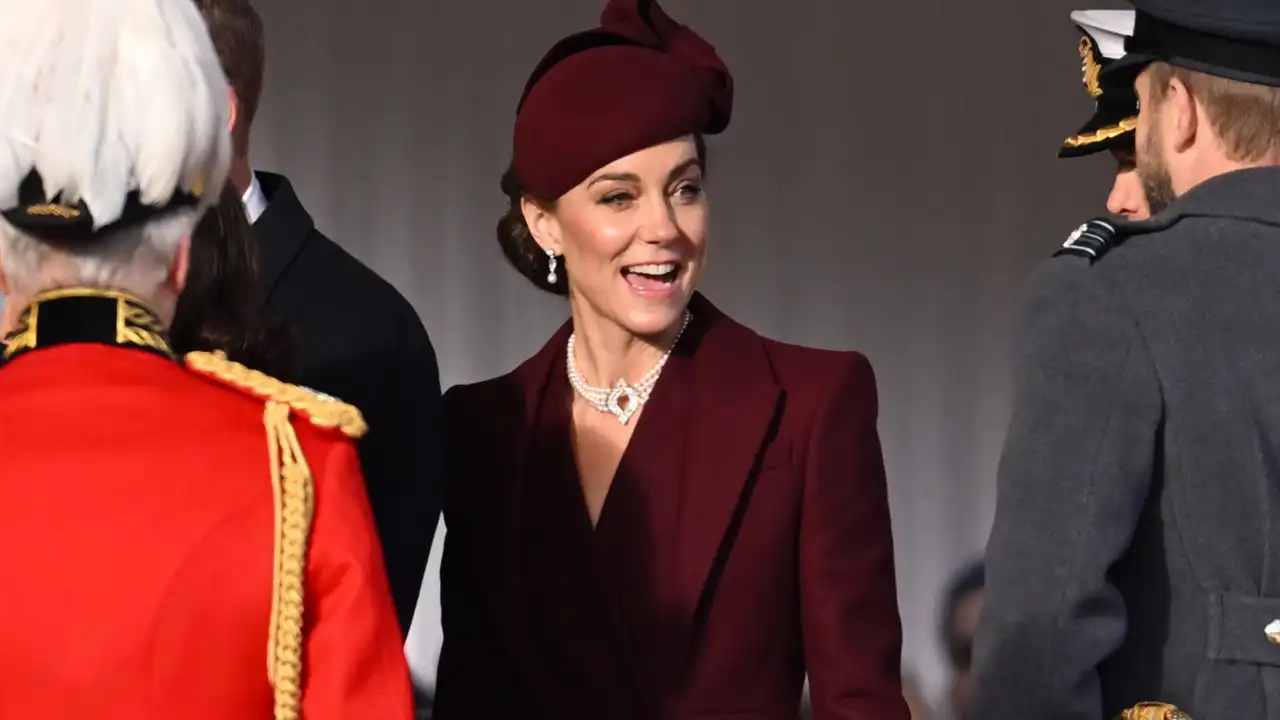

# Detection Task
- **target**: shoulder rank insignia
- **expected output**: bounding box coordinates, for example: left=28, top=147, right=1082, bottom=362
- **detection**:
left=183, top=349, right=366, bottom=720
left=1055, top=217, right=1126, bottom=263
left=184, top=350, right=366, bottom=438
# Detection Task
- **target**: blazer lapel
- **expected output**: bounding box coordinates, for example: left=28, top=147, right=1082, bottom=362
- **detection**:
left=491, top=320, right=640, bottom=704
left=250, top=172, right=314, bottom=304
left=647, top=295, right=783, bottom=669
left=497, top=301, right=781, bottom=699
left=491, top=317, right=569, bottom=614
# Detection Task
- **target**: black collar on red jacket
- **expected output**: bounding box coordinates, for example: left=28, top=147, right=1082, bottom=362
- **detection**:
left=2, top=288, right=175, bottom=364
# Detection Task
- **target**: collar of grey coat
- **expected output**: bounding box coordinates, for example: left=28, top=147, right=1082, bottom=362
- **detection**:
left=1156, top=166, right=1280, bottom=228
left=1056, top=166, right=1280, bottom=264
left=249, top=171, right=316, bottom=304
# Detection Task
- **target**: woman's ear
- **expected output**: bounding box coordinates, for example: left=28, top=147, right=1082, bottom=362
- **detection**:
left=520, top=197, right=562, bottom=255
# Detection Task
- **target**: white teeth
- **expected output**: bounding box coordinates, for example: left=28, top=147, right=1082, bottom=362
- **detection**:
left=627, top=263, right=676, bottom=276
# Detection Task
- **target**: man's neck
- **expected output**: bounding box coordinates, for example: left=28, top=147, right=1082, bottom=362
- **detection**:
left=229, top=157, right=253, bottom=197
left=1175, top=151, right=1280, bottom=196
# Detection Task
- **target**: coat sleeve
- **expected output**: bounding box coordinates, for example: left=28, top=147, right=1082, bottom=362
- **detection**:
left=972, top=257, right=1162, bottom=719
left=800, top=354, right=911, bottom=720
left=432, top=389, right=528, bottom=717
left=300, top=438, right=415, bottom=719
left=360, top=308, right=446, bottom=635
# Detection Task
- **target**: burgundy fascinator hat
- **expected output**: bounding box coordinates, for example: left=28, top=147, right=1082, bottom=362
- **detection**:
left=512, top=0, right=735, bottom=202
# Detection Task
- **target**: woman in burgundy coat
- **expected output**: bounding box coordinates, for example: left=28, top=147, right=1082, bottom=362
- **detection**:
left=433, top=1, right=910, bottom=717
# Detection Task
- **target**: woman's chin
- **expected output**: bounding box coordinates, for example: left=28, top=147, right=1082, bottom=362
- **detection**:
left=617, top=296, right=692, bottom=340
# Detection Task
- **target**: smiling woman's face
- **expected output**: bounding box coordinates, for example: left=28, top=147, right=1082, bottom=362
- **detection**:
left=522, top=134, right=707, bottom=339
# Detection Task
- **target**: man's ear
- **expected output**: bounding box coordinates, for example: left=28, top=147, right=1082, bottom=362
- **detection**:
left=0, top=296, right=17, bottom=340
left=1166, top=75, right=1200, bottom=153
left=226, top=85, right=239, bottom=136
left=169, top=235, right=192, bottom=295
left=520, top=197, right=562, bottom=255
left=0, top=257, right=19, bottom=338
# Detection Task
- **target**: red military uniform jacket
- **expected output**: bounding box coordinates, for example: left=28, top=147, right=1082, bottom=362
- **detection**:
left=0, top=289, right=414, bottom=719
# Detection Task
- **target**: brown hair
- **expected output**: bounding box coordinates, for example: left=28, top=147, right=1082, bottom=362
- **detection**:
left=1147, top=61, right=1280, bottom=163
left=191, top=0, right=265, bottom=157
left=496, top=134, right=709, bottom=296
left=170, top=183, right=296, bottom=376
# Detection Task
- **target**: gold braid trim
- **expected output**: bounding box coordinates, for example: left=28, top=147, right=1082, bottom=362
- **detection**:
left=1063, top=116, right=1138, bottom=148
left=183, top=350, right=367, bottom=438
left=1080, top=36, right=1103, bottom=99
left=1116, top=702, right=1194, bottom=720
left=265, top=400, right=312, bottom=720
left=182, top=350, right=367, bottom=720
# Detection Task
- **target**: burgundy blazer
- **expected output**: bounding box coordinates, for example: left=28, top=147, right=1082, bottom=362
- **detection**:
left=433, top=294, right=908, bottom=720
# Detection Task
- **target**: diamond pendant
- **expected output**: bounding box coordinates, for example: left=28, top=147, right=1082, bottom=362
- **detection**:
left=605, top=379, right=640, bottom=425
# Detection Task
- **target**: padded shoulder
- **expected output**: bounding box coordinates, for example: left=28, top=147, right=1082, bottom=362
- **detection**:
left=184, top=350, right=367, bottom=439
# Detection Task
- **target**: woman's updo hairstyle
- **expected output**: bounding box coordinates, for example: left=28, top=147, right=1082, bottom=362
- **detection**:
left=496, top=0, right=732, bottom=296
left=497, top=162, right=567, bottom=296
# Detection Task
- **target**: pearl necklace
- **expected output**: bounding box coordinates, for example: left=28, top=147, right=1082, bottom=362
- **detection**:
left=566, top=310, right=692, bottom=425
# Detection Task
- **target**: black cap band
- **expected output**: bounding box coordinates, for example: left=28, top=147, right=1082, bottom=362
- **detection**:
left=0, top=169, right=201, bottom=243
left=1125, top=10, right=1280, bottom=86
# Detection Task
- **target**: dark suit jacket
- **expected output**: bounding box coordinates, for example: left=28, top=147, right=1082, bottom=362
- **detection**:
left=252, top=171, right=444, bottom=635
left=434, top=294, right=908, bottom=720
left=975, top=168, right=1280, bottom=719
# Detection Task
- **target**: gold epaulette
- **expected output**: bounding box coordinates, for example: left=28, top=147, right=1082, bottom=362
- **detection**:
left=184, top=350, right=367, bottom=439
left=183, top=350, right=365, bottom=720
left=1117, top=702, right=1194, bottom=720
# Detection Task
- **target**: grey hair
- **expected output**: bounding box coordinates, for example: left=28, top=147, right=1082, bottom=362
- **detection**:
left=0, top=209, right=200, bottom=298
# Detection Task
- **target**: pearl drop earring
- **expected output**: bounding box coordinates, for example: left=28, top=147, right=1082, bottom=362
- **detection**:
left=546, top=249, right=559, bottom=285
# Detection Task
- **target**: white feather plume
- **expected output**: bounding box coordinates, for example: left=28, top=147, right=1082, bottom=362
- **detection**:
left=0, top=0, right=231, bottom=229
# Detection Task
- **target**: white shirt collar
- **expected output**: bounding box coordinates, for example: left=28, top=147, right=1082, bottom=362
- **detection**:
left=241, top=171, right=268, bottom=225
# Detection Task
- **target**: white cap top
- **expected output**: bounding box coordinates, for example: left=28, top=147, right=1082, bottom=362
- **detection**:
left=1070, top=9, right=1136, bottom=60
left=0, top=0, right=231, bottom=229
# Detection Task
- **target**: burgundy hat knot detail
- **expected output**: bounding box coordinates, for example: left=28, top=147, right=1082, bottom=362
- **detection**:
left=513, top=0, right=734, bottom=201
